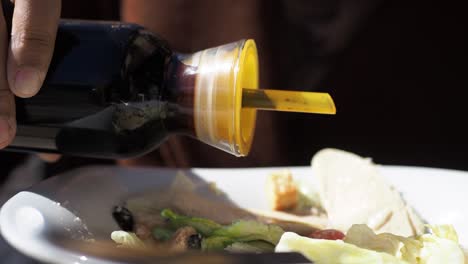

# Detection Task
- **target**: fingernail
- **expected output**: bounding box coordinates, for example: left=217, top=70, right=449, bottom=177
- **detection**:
left=0, top=116, right=11, bottom=144
left=14, top=67, right=41, bottom=97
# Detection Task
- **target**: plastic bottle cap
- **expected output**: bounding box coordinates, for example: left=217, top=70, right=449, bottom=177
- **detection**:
left=187, top=39, right=258, bottom=156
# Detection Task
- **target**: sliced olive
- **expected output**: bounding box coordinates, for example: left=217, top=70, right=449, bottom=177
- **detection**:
left=187, top=233, right=202, bottom=249
left=112, top=205, right=134, bottom=231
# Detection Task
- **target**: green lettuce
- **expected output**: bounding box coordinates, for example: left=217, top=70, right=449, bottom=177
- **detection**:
left=151, top=227, right=173, bottom=241
left=276, top=224, right=465, bottom=264
left=161, top=209, right=283, bottom=252
left=161, top=209, right=222, bottom=236
left=276, top=232, right=406, bottom=264
left=225, top=241, right=275, bottom=253
left=201, top=236, right=234, bottom=251
left=212, top=220, right=284, bottom=245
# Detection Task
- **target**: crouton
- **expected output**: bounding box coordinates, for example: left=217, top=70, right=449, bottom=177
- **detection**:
left=169, top=226, right=198, bottom=252
left=266, top=170, right=298, bottom=211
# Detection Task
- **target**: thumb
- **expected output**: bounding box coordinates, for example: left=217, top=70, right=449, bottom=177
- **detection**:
left=7, top=0, right=61, bottom=98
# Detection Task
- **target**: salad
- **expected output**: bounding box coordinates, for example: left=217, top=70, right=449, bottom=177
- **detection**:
left=110, top=149, right=466, bottom=263
left=112, top=208, right=284, bottom=252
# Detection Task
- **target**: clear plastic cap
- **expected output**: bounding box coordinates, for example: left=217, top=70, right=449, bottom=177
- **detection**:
left=182, top=39, right=259, bottom=157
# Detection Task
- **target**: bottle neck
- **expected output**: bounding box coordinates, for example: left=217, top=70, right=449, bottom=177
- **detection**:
left=122, top=30, right=196, bottom=137
left=125, top=33, right=259, bottom=157
left=160, top=54, right=196, bottom=136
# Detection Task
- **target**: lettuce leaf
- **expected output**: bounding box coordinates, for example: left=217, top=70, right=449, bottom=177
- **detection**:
left=225, top=241, right=275, bottom=253
left=212, top=220, right=284, bottom=245
left=276, top=224, right=465, bottom=264
left=161, top=209, right=222, bottom=236
left=276, top=232, right=407, bottom=264
left=201, top=236, right=233, bottom=251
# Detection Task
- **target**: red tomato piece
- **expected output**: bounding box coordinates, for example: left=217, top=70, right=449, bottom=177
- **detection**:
left=308, top=229, right=345, bottom=240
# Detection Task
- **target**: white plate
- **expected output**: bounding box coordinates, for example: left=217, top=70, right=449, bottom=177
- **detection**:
left=1, top=165, right=468, bottom=264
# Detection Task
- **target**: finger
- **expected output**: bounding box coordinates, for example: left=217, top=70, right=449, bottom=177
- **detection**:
left=7, top=0, right=61, bottom=98
left=0, top=3, right=16, bottom=148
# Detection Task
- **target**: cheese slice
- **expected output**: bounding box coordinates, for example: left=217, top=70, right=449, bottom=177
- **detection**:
left=312, top=148, right=425, bottom=237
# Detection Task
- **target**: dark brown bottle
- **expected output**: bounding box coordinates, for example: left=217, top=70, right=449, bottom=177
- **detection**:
left=7, top=20, right=261, bottom=159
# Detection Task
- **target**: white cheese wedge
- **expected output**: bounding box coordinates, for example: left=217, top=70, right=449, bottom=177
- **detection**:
left=312, top=148, right=425, bottom=237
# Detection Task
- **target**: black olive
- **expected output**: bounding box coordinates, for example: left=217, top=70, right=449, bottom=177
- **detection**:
left=187, top=233, right=202, bottom=249
left=112, top=206, right=134, bottom=231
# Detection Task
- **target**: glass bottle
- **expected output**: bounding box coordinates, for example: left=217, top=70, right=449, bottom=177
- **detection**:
left=8, top=20, right=260, bottom=159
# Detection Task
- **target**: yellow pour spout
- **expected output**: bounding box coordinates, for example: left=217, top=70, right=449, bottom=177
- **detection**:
left=242, top=88, right=336, bottom=115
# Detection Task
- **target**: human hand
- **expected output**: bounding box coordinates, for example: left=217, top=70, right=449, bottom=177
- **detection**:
left=0, top=0, right=61, bottom=148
